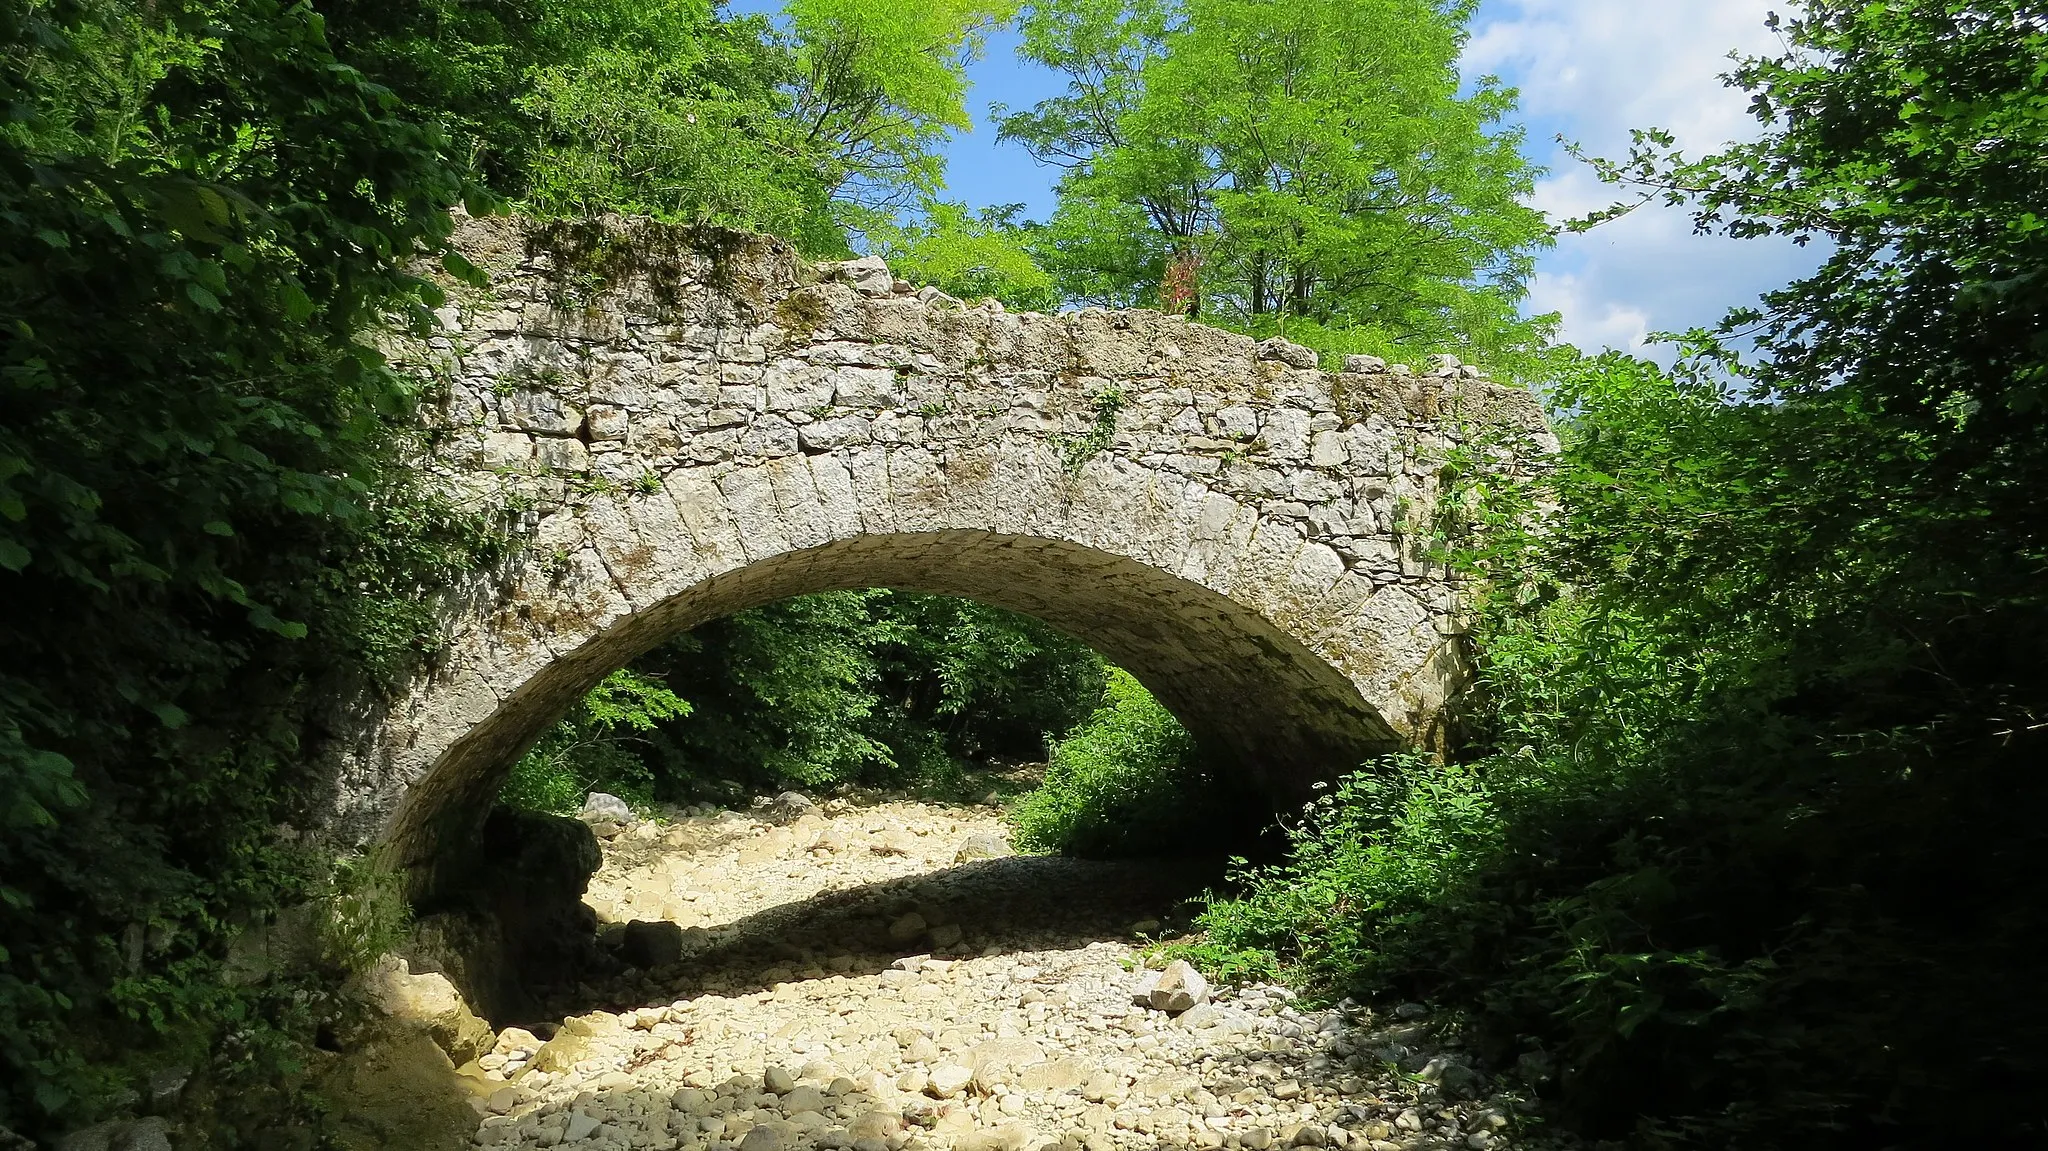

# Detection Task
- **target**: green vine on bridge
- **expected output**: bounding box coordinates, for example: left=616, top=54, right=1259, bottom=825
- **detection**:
left=1061, top=388, right=1127, bottom=475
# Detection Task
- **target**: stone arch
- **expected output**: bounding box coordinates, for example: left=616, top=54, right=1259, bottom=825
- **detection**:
left=324, top=214, right=1554, bottom=897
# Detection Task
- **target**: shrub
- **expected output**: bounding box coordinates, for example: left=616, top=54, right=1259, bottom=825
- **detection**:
left=498, top=670, right=690, bottom=815
left=1009, top=668, right=1209, bottom=857
left=1190, top=756, right=1500, bottom=989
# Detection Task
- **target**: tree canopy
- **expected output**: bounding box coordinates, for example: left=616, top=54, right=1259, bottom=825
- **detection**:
left=1002, top=0, right=1555, bottom=372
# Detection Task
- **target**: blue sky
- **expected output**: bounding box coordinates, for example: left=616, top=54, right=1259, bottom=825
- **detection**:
left=742, top=0, right=1822, bottom=355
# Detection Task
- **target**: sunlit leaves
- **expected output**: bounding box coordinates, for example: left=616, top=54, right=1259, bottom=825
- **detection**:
left=1006, top=0, right=1554, bottom=375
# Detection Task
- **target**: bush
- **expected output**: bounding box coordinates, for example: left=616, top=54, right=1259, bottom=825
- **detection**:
left=1009, top=668, right=1215, bottom=857
left=498, top=670, right=691, bottom=815
left=1190, top=756, right=1499, bottom=987
left=495, top=592, right=1109, bottom=811
left=0, top=1, right=490, bottom=1135
left=1185, top=347, right=2048, bottom=1147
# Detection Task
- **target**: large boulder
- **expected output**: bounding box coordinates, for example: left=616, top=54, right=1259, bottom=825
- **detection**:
left=577, top=792, right=633, bottom=837
left=825, top=255, right=894, bottom=297
left=355, top=955, right=496, bottom=1064
left=404, top=808, right=609, bottom=1022
left=1133, top=960, right=1210, bottom=1014
left=620, top=919, right=685, bottom=968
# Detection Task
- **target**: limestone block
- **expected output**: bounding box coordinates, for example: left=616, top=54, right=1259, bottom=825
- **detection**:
left=1263, top=408, right=1312, bottom=460
left=586, top=404, right=629, bottom=441
left=831, top=366, right=901, bottom=407
left=740, top=415, right=800, bottom=457
left=1257, top=337, right=1319, bottom=369
left=356, top=955, right=495, bottom=1064
left=807, top=455, right=865, bottom=542
left=665, top=468, right=750, bottom=573
left=765, top=366, right=836, bottom=410
left=502, top=389, right=583, bottom=435
left=828, top=254, right=894, bottom=297
left=1216, top=405, right=1259, bottom=440
left=808, top=341, right=893, bottom=366
left=717, top=466, right=796, bottom=562
left=765, top=454, right=831, bottom=551
left=799, top=416, right=873, bottom=452
left=481, top=431, right=534, bottom=468
left=535, top=436, right=590, bottom=472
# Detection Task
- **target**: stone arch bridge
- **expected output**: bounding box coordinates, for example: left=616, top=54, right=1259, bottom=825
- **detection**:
left=336, top=215, right=1553, bottom=897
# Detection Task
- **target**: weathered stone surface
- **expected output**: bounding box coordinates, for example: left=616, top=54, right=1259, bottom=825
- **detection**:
left=1147, top=959, right=1210, bottom=1014
left=953, top=831, right=1008, bottom=863
left=321, top=214, right=1553, bottom=895
left=355, top=955, right=496, bottom=1063
left=620, top=919, right=685, bottom=968
left=577, top=792, right=632, bottom=836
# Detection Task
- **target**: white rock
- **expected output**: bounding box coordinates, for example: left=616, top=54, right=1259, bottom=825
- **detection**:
left=1146, top=961, right=1209, bottom=1014
left=927, top=1064, right=974, bottom=1099
left=580, top=792, right=633, bottom=825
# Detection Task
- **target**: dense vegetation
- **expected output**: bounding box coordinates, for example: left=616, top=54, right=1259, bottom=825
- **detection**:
left=1000, top=0, right=1554, bottom=374
left=1181, top=4, right=2048, bottom=1146
left=4, top=0, right=2039, bottom=1146
left=0, top=0, right=1018, bottom=1136
left=500, top=591, right=1107, bottom=813
left=0, top=0, right=499, bottom=1136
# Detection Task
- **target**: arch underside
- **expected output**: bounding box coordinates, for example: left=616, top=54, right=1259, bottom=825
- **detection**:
left=389, top=530, right=1398, bottom=896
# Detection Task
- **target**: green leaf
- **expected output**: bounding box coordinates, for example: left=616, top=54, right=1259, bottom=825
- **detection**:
left=441, top=249, right=487, bottom=287
left=281, top=281, right=315, bottom=322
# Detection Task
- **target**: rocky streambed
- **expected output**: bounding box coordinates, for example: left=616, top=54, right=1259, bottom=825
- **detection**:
left=356, top=792, right=1569, bottom=1151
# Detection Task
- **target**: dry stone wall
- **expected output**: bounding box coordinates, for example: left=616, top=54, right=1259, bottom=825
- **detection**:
left=341, top=214, right=1554, bottom=896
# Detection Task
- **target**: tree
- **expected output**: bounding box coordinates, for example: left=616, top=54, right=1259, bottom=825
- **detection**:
left=1192, top=4, right=2048, bottom=1144
left=872, top=201, right=1060, bottom=310
left=514, top=0, right=843, bottom=248
left=326, top=0, right=1014, bottom=251
left=783, top=0, right=1017, bottom=229
left=325, top=0, right=848, bottom=249
left=1, top=0, right=492, bottom=1134
left=1002, top=0, right=1554, bottom=372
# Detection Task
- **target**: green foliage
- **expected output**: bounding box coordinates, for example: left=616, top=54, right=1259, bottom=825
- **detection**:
left=1003, top=0, right=1556, bottom=376
left=496, top=592, right=1108, bottom=809
left=328, top=0, right=1009, bottom=254
left=1186, top=757, right=1494, bottom=985
left=499, top=670, right=691, bottom=815
left=513, top=1, right=840, bottom=245
left=784, top=0, right=1016, bottom=218
left=1060, top=387, right=1125, bottom=473
left=874, top=201, right=1059, bottom=310
left=0, top=0, right=494, bottom=1135
left=1009, top=668, right=1216, bottom=857
left=319, top=857, right=413, bottom=977
left=1189, top=5, right=2048, bottom=1143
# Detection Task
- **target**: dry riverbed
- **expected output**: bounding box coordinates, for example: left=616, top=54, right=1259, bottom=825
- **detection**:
left=445, top=792, right=1568, bottom=1151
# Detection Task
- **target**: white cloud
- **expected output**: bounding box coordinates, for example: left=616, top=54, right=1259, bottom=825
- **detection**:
left=1467, top=0, right=1820, bottom=356
left=1530, top=271, right=1652, bottom=352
